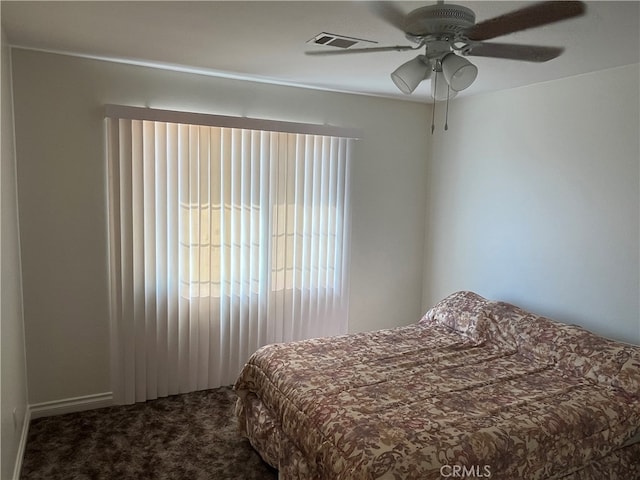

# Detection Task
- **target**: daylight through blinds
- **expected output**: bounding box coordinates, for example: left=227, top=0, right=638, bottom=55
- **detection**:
left=106, top=108, right=353, bottom=404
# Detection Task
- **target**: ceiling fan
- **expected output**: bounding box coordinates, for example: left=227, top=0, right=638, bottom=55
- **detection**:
left=307, top=1, right=586, bottom=100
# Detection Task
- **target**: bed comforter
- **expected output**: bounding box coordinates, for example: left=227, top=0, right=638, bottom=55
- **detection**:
left=234, top=291, right=640, bottom=479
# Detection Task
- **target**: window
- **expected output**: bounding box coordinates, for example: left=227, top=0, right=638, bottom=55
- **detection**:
left=106, top=106, right=358, bottom=404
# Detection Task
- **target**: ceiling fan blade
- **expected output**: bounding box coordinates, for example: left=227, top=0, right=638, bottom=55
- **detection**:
left=306, top=45, right=417, bottom=56
left=466, top=43, right=564, bottom=62
left=368, top=1, right=407, bottom=32
left=464, top=1, right=586, bottom=42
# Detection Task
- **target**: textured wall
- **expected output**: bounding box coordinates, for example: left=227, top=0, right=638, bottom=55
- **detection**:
left=423, top=64, right=640, bottom=344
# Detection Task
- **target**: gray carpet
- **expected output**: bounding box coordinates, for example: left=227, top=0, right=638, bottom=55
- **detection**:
left=20, top=386, right=278, bottom=480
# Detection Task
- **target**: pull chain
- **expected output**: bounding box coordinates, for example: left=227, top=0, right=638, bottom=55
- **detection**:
left=431, top=72, right=437, bottom=135
left=444, top=84, right=450, bottom=131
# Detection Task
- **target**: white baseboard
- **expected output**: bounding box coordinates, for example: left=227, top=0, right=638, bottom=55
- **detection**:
left=13, top=407, right=31, bottom=480
left=12, top=393, right=113, bottom=479
left=29, top=392, right=114, bottom=419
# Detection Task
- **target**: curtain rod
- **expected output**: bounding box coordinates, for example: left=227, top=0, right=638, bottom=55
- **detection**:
left=104, top=105, right=363, bottom=139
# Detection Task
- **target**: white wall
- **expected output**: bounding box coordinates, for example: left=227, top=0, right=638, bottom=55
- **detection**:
left=1, top=29, right=29, bottom=480
left=11, top=49, right=430, bottom=404
left=423, top=64, right=640, bottom=344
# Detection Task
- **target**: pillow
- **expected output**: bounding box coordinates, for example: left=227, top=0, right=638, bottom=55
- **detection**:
left=483, top=300, right=568, bottom=362
left=422, top=292, right=640, bottom=395
left=554, top=329, right=640, bottom=395
left=484, top=299, right=640, bottom=394
left=421, top=291, right=492, bottom=342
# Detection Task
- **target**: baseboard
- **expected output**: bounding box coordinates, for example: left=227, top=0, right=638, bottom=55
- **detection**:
left=11, top=393, right=113, bottom=478
left=29, top=392, right=114, bottom=420
left=13, top=407, right=31, bottom=480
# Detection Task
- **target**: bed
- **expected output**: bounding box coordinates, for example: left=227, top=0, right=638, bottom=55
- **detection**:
left=234, top=291, right=640, bottom=479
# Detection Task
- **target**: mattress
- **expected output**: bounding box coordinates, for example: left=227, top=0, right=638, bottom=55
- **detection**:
left=234, top=291, right=640, bottom=479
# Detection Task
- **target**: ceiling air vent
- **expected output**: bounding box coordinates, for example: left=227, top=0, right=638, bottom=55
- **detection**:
left=308, top=32, right=377, bottom=49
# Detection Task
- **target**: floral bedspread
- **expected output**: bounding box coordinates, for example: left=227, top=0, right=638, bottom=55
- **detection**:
left=234, top=291, right=640, bottom=479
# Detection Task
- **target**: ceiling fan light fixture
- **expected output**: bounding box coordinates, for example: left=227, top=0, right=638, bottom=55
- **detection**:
left=441, top=53, right=478, bottom=91
left=391, top=55, right=431, bottom=94
left=431, top=70, right=458, bottom=102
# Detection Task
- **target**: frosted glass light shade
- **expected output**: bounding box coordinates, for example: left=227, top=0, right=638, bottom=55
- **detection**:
left=431, top=71, right=458, bottom=101
left=442, top=53, right=478, bottom=91
left=391, top=55, right=431, bottom=94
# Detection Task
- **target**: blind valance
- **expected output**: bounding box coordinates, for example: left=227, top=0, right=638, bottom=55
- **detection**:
left=104, top=104, right=363, bottom=140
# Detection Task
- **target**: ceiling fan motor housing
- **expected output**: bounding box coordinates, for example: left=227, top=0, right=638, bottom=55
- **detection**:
left=405, top=4, right=476, bottom=38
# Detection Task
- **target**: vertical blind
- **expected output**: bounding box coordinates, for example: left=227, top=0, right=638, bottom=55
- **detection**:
left=106, top=106, right=356, bottom=404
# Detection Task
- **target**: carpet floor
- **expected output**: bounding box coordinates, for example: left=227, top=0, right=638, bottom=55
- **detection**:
left=20, top=387, right=278, bottom=480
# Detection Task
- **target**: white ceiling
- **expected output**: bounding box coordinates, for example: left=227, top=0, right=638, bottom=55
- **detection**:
left=2, top=1, right=639, bottom=102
